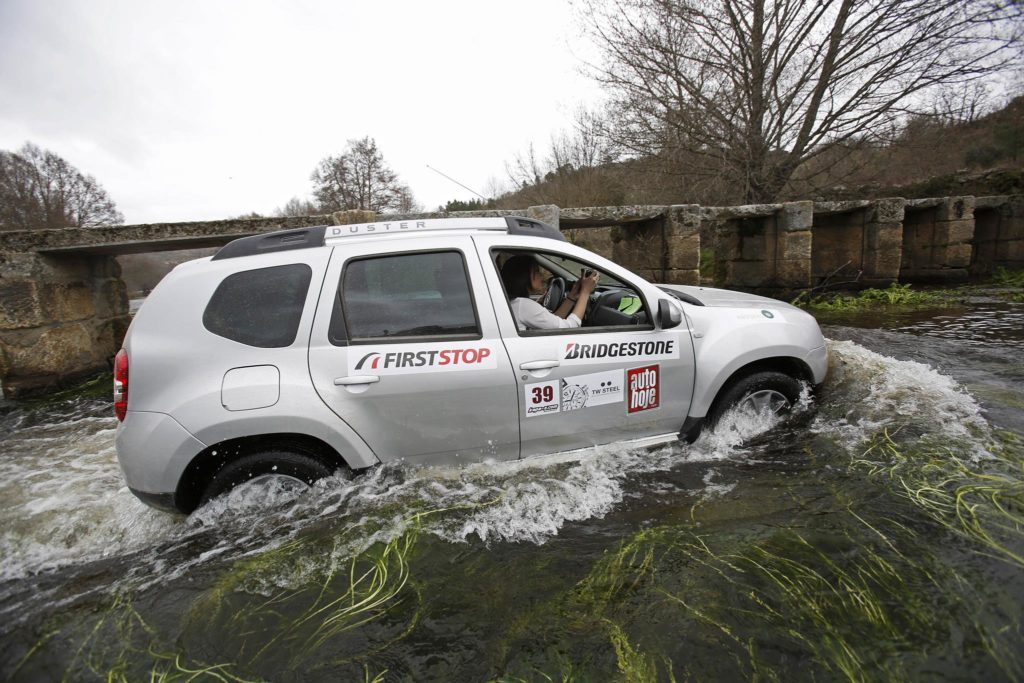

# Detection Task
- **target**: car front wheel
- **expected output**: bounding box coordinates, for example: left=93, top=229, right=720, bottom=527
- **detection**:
left=706, top=370, right=803, bottom=429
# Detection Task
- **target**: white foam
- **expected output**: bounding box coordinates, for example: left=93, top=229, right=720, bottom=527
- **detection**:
left=810, top=340, right=990, bottom=452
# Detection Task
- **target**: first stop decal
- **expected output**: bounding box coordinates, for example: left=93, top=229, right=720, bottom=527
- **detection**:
left=627, top=364, right=660, bottom=413
left=348, top=343, right=498, bottom=376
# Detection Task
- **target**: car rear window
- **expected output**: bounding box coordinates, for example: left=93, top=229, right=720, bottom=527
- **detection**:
left=337, top=251, right=479, bottom=342
left=203, top=264, right=312, bottom=347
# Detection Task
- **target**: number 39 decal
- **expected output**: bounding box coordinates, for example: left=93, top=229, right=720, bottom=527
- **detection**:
left=531, top=385, right=555, bottom=404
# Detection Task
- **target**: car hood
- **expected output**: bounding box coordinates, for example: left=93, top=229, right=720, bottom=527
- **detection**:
left=657, top=284, right=804, bottom=313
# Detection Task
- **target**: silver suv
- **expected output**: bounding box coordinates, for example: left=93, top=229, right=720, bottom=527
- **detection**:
left=114, top=217, right=828, bottom=513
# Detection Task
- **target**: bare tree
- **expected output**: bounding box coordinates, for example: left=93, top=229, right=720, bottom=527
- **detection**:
left=273, top=196, right=321, bottom=217
left=579, top=0, right=1022, bottom=203
left=0, top=142, right=123, bottom=230
left=504, top=108, right=625, bottom=207
left=311, top=137, right=415, bottom=213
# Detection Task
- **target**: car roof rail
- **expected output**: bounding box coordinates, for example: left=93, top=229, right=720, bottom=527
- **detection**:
left=212, top=226, right=329, bottom=261
left=213, top=216, right=565, bottom=259
left=505, top=216, right=566, bottom=241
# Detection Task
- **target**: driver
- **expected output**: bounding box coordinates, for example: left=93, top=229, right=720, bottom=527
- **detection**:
left=500, top=254, right=598, bottom=331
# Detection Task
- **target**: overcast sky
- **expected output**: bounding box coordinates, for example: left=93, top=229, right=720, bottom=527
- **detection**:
left=0, top=0, right=603, bottom=224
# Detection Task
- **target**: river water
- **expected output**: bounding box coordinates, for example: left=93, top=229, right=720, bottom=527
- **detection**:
left=1, top=302, right=1022, bottom=681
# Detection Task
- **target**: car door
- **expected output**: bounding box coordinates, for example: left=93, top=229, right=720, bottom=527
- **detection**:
left=475, top=235, right=696, bottom=458
left=308, top=238, right=520, bottom=465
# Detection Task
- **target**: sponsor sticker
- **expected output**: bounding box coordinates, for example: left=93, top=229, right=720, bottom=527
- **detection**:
left=525, top=380, right=560, bottom=417
left=561, top=369, right=624, bottom=412
left=524, top=370, right=625, bottom=416
left=560, top=334, right=680, bottom=366
left=348, top=342, right=498, bottom=376
left=627, top=364, right=660, bottom=413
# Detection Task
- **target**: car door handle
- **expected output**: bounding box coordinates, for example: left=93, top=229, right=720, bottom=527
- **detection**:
left=520, top=360, right=560, bottom=371
left=334, top=375, right=380, bottom=386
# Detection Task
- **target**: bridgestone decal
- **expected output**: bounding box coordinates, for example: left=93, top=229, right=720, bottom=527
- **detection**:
left=560, top=335, right=680, bottom=365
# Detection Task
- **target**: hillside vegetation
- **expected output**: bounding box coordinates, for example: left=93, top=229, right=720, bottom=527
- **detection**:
left=493, top=96, right=1024, bottom=210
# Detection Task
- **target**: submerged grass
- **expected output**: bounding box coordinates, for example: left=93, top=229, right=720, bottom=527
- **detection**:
left=11, top=500, right=503, bottom=681
left=854, top=429, right=1024, bottom=569
left=493, top=428, right=1024, bottom=681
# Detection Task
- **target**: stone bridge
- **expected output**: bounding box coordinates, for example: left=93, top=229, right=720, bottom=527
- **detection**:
left=1, top=196, right=1021, bottom=398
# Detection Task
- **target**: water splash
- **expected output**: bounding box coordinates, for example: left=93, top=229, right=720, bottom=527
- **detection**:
left=0, top=338, right=995, bottom=588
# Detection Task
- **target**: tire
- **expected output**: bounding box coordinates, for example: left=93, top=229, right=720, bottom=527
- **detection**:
left=199, top=450, right=334, bottom=505
left=705, top=370, right=802, bottom=429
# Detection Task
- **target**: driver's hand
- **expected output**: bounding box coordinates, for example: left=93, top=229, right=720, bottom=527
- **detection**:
left=580, top=271, right=599, bottom=296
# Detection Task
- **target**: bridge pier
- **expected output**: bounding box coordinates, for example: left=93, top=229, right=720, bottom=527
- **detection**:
left=705, top=201, right=813, bottom=295
left=0, top=251, right=128, bottom=398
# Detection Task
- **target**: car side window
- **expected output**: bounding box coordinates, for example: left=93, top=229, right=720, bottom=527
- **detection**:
left=494, top=248, right=652, bottom=335
left=333, top=250, right=480, bottom=343
left=203, top=263, right=312, bottom=348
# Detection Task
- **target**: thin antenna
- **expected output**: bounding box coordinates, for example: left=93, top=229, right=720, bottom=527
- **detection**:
left=426, top=164, right=487, bottom=200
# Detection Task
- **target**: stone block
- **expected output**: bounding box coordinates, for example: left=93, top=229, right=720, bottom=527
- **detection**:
left=781, top=201, right=813, bottom=232
left=865, top=223, right=903, bottom=252
left=666, top=233, right=700, bottom=270
left=667, top=204, right=702, bottom=233
left=941, top=219, right=975, bottom=245
left=332, top=210, right=377, bottom=225
left=865, top=249, right=902, bottom=280
left=937, top=196, right=975, bottom=222
left=997, top=238, right=1024, bottom=262
left=775, top=259, right=811, bottom=288
left=41, top=283, right=95, bottom=321
left=0, top=252, right=45, bottom=279
left=90, top=255, right=122, bottom=279
left=527, top=205, right=560, bottom=229
left=559, top=205, right=666, bottom=223
left=9, top=323, right=93, bottom=376
left=0, top=280, right=44, bottom=329
left=779, top=231, right=812, bottom=261
left=945, top=243, right=973, bottom=268
left=869, top=198, right=905, bottom=224
left=93, top=279, right=130, bottom=319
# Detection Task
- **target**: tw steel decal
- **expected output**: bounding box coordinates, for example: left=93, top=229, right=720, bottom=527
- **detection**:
left=628, top=364, right=660, bottom=413
left=347, top=343, right=498, bottom=376
left=524, top=370, right=624, bottom=417
left=561, top=369, right=624, bottom=411
left=560, top=335, right=680, bottom=365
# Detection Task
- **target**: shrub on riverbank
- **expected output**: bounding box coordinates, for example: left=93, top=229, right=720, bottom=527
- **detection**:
left=794, top=284, right=946, bottom=311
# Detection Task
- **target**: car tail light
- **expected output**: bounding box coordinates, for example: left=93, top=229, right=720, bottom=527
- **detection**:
left=113, top=349, right=129, bottom=421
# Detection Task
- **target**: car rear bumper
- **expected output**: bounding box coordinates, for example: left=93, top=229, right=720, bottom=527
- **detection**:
left=116, top=410, right=207, bottom=504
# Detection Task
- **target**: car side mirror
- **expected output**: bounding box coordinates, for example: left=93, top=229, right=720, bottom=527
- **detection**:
left=658, top=299, right=683, bottom=329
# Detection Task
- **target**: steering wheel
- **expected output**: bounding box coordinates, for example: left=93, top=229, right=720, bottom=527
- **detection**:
left=542, top=277, right=566, bottom=311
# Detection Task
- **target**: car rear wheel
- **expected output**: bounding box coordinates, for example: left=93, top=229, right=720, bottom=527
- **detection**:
left=706, top=370, right=802, bottom=429
left=199, top=450, right=334, bottom=506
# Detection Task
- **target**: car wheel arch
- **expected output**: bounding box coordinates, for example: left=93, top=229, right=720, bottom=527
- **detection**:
left=174, top=432, right=355, bottom=513
left=682, top=356, right=814, bottom=443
